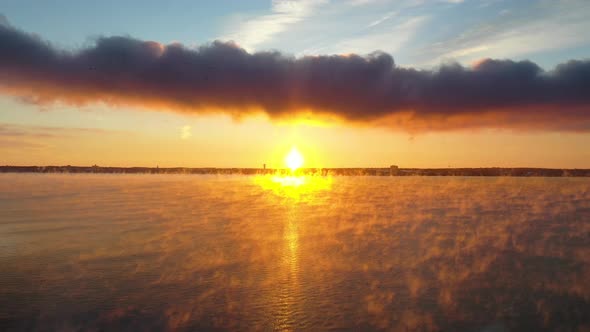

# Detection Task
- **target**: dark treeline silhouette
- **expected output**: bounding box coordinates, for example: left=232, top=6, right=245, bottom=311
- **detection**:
left=1, top=166, right=589, bottom=177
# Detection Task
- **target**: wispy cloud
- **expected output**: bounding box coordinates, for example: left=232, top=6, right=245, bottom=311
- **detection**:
left=0, top=123, right=110, bottom=138
left=0, top=123, right=114, bottom=151
left=419, top=0, right=590, bottom=65
left=0, top=138, right=48, bottom=149
left=348, top=0, right=389, bottom=6
left=321, top=15, right=428, bottom=56
left=366, top=11, right=398, bottom=28
left=222, top=0, right=328, bottom=51
left=351, top=0, right=464, bottom=6
left=0, top=130, right=55, bottom=138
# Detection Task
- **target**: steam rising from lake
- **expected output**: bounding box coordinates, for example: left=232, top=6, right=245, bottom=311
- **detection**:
left=1, top=174, right=589, bottom=331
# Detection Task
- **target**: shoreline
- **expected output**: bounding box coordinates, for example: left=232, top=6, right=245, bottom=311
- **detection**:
left=1, top=166, right=589, bottom=177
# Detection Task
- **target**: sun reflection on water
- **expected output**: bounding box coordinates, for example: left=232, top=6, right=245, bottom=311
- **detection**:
left=253, top=174, right=332, bottom=199
left=273, top=207, right=302, bottom=331
left=253, top=173, right=332, bottom=330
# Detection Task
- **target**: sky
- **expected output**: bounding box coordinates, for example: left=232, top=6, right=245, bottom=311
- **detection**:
left=1, top=0, right=589, bottom=168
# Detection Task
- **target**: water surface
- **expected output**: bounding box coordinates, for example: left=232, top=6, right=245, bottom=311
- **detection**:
left=1, top=174, right=589, bottom=331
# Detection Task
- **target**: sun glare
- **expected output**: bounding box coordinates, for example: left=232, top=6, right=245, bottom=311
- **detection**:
left=285, top=147, right=304, bottom=171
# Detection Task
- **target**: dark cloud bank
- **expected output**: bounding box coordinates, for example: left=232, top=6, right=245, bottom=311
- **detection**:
left=1, top=20, right=589, bottom=132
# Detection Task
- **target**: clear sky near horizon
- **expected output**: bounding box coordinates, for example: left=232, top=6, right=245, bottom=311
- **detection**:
left=1, top=0, right=589, bottom=168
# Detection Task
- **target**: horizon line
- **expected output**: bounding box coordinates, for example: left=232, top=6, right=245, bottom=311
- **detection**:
left=2, top=165, right=590, bottom=170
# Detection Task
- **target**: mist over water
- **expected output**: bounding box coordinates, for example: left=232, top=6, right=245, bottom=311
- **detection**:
left=1, top=174, right=589, bottom=331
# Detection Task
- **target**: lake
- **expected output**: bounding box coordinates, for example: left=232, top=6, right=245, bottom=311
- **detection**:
left=1, top=174, right=589, bottom=331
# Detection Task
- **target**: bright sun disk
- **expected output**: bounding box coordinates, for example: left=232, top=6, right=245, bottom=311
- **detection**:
left=285, top=147, right=304, bottom=171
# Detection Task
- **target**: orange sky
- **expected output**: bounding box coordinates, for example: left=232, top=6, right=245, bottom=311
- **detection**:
left=2, top=98, right=589, bottom=168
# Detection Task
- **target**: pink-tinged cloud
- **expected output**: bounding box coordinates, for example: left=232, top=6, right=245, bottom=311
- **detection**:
left=0, top=20, right=589, bottom=132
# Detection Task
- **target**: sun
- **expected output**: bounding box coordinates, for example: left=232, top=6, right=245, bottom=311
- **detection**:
left=285, top=147, right=304, bottom=171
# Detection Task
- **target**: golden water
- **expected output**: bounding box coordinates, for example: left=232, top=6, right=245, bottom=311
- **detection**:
left=1, top=174, right=589, bottom=331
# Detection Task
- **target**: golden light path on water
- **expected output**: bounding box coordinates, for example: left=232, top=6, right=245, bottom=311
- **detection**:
left=253, top=174, right=332, bottom=330
left=254, top=174, right=332, bottom=197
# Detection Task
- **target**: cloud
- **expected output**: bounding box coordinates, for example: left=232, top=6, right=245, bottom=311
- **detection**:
left=0, top=14, right=8, bottom=26
left=181, top=125, right=192, bottom=140
left=0, top=22, right=590, bottom=132
left=222, top=0, right=327, bottom=51
left=366, top=11, right=398, bottom=28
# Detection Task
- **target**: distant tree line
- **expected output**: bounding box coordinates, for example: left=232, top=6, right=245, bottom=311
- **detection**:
left=1, top=166, right=589, bottom=177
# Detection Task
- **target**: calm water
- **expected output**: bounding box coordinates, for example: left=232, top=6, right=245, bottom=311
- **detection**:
left=1, top=174, right=589, bottom=331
